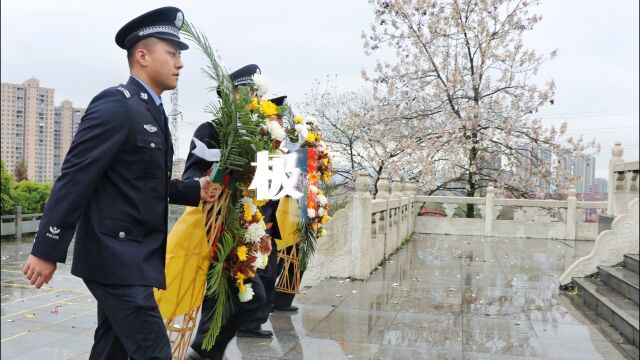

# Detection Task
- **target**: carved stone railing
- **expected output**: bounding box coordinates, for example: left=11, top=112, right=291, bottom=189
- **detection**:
left=560, top=141, right=640, bottom=285
left=414, top=186, right=606, bottom=241
left=302, top=171, right=418, bottom=286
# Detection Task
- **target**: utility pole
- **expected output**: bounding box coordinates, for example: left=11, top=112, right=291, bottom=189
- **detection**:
left=169, top=88, right=182, bottom=159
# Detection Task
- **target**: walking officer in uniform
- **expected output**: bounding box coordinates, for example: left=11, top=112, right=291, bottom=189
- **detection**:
left=183, top=64, right=270, bottom=360
left=22, top=7, right=216, bottom=360
left=237, top=95, right=289, bottom=338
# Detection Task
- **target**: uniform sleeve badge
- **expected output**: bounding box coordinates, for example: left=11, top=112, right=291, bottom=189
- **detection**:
left=144, top=124, right=158, bottom=133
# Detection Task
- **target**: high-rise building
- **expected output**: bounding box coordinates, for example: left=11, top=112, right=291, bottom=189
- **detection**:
left=53, top=100, right=85, bottom=180
left=592, top=178, right=608, bottom=193
left=1, top=78, right=85, bottom=183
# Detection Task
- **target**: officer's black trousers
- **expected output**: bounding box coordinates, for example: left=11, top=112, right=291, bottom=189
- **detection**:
left=241, top=239, right=280, bottom=330
left=84, top=280, right=170, bottom=360
left=190, top=274, right=267, bottom=360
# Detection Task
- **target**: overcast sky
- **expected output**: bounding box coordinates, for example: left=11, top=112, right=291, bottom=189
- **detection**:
left=2, top=0, right=638, bottom=179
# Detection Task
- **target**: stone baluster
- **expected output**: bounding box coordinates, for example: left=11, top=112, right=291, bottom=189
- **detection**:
left=614, top=170, right=628, bottom=216
left=351, top=170, right=372, bottom=279
left=389, top=178, right=403, bottom=251
left=566, top=185, right=577, bottom=240
left=484, top=186, right=495, bottom=237
left=608, top=141, right=624, bottom=216
left=376, top=175, right=390, bottom=200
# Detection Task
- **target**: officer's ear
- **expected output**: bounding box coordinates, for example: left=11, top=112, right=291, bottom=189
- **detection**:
left=127, top=38, right=155, bottom=69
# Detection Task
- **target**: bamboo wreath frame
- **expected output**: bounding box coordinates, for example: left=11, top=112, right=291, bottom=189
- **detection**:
left=275, top=245, right=301, bottom=295
left=165, top=183, right=231, bottom=359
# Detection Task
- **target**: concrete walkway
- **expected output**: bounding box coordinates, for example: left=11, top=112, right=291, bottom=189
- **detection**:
left=2, top=234, right=638, bottom=359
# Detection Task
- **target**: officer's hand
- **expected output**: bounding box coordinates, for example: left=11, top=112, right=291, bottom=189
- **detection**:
left=199, top=177, right=217, bottom=202
left=23, top=255, right=57, bottom=289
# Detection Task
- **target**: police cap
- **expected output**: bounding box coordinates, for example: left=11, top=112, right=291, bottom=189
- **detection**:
left=115, top=6, right=189, bottom=50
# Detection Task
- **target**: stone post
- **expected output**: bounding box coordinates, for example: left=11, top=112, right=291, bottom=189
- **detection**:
left=566, top=185, right=577, bottom=240
left=390, top=178, right=403, bottom=250
left=403, top=182, right=416, bottom=234
left=376, top=175, right=390, bottom=200
left=484, top=186, right=495, bottom=237
left=15, top=206, right=22, bottom=240
left=608, top=141, right=624, bottom=215
left=351, top=170, right=372, bottom=279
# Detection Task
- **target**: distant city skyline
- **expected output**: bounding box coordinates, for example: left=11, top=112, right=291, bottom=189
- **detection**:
left=1, top=1, right=638, bottom=180
left=1, top=78, right=85, bottom=183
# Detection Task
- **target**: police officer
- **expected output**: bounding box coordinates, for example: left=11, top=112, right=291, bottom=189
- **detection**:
left=184, top=64, right=270, bottom=360
left=22, top=7, right=216, bottom=360
left=238, top=95, right=291, bottom=338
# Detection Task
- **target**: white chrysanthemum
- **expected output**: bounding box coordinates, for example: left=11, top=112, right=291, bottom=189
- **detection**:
left=317, top=141, right=326, bottom=152
left=318, top=207, right=325, bottom=217
left=242, top=196, right=256, bottom=214
left=266, top=120, right=286, bottom=141
left=309, top=185, right=318, bottom=194
left=307, top=208, right=316, bottom=218
left=305, top=116, right=318, bottom=126
left=253, top=74, right=269, bottom=97
left=295, top=123, right=308, bottom=138
left=318, top=194, right=328, bottom=207
left=239, top=283, right=254, bottom=302
left=245, top=223, right=266, bottom=243
left=252, top=252, right=269, bottom=270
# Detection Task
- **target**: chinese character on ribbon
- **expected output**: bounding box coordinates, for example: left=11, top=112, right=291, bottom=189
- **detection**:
left=249, top=150, right=303, bottom=200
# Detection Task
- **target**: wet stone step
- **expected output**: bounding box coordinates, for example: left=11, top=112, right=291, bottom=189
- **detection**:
left=599, top=265, right=640, bottom=304
left=625, top=254, right=639, bottom=274
left=574, top=277, right=639, bottom=347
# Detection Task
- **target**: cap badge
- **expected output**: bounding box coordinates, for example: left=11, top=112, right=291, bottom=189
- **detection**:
left=175, top=12, right=184, bottom=28
left=140, top=92, right=148, bottom=100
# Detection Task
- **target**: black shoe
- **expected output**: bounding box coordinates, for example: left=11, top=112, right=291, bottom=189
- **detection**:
left=274, top=305, right=299, bottom=312
left=237, top=327, right=273, bottom=338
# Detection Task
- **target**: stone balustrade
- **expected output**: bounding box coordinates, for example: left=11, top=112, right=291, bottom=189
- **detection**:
left=302, top=171, right=418, bottom=286
left=414, top=186, right=606, bottom=241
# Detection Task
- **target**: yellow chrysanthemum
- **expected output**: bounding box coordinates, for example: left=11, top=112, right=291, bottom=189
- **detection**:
left=237, top=246, right=248, bottom=261
left=260, top=100, right=278, bottom=116
left=250, top=98, right=259, bottom=111
left=243, top=203, right=252, bottom=221
left=253, top=198, right=268, bottom=207
left=294, top=116, right=304, bottom=123
left=255, top=209, right=263, bottom=221
left=305, top=132, right=317, bottom=142
left=322, top=158, right=329, bottom=166
left=323, top=172, right=331, bottom=182
left=321, top=214, right=329, bottom=224
left=312, top=223, right=318, bottom=231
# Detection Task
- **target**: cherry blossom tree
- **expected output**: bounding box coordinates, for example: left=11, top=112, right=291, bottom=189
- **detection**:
left=362, top=0, right=598, bottom=216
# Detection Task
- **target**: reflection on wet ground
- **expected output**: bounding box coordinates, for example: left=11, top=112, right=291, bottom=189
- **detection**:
left=1, top=234, right=638, bottom=359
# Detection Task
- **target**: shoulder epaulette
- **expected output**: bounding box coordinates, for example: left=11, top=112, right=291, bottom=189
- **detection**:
left=116, top=86, right=131, bottom=99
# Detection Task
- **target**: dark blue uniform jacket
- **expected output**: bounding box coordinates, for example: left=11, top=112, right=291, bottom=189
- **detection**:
left=31, top=77, right=200, bottom=289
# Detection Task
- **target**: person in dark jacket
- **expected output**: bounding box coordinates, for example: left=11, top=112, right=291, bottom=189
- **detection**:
left=184, top=64, right=270, bottom=360
left=22, top=7, right=216, bottom=360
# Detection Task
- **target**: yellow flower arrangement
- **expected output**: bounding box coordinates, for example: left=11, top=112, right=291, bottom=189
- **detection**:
left=294, top=116, right=304, bottom=123
left=249, top=98, right=259, bottom=112
left=236, top=272, right=246, bottom=292
left=305, top=132, right=317, bottom=142
left=260, top=100, right=278, bottom=116
left=243, top=203, right=252, bottom=221
left=237, top=245, right=248, bottom=261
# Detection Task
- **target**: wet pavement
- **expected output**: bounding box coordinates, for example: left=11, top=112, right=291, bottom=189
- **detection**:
left=2, top=234, right=638, bottom=359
